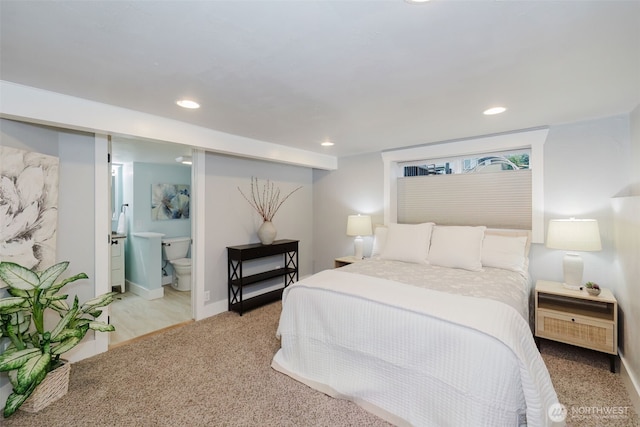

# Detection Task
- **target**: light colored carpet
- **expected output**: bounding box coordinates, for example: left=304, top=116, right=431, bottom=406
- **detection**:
left=3, top=301, right=638, bottom=426
left=540, top=340, right=639, bottom=427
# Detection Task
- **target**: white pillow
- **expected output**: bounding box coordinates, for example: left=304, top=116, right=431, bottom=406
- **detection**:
left=481, top=234, right=528, bottom=273
left=370, top=225, right=388, bottom=258
left=427, top=226, right=486, bottom=271
left=380, top=223, right=434, bottom=264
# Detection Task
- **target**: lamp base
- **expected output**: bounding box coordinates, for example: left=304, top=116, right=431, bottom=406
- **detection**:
left=563, top=253, right=584, bottom=289
left=353, top=236, right=364, bottom=259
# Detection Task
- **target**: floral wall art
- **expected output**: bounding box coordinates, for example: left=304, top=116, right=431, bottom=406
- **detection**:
left=151, top=183, right=190, bottom=220
left=0, top=146, right=59, bottom=275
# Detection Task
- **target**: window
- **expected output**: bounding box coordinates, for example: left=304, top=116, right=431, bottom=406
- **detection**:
left=382, top=129, right=548, bottom=242
left=401, top=149, right=530, bottom=176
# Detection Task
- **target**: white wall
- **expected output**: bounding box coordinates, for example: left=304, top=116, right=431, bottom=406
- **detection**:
left=631, top=104, right=640, bottom=194
left=528, top=114, right=630, bottom=288
left=203, top=153, right=314, bottom=308
left=314, top=115, right=632, bottom=285
left=611, top=104, right=640, bottom=409
left=312, top=152, right=385, bottom=272
left=531, top=113, right=640, bottom=405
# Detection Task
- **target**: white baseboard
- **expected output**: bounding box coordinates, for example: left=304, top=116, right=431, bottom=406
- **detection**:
left=197, top=298, right=227, bottom=320
left=620, top=354, right=640, bottom=416
left=127, top=280, right=164, bottom=300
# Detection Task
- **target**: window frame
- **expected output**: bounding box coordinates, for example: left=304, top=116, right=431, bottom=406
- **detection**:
left=381, top=128, right=548, bottom=243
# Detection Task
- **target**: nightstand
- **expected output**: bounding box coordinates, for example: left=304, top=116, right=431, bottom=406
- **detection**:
left=535, top=280, right=618, bottom=372
left=334, top=256, right=363, bottom=268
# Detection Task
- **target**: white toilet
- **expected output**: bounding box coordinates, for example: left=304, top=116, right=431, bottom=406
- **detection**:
left=161, top=236, right=192, bottom=291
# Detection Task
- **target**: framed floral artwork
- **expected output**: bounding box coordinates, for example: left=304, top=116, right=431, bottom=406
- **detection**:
left=0, top=146, right=59, bottom=277
left=151, top=183, right=190, bottom=220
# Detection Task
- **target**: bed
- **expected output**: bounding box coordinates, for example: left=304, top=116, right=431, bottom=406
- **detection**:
left=271, top=223, right=561, bottom=427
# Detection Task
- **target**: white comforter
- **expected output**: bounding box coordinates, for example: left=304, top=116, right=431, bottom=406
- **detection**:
left=272, top=268, right=560, bottom=427
left=343, top=258, right=531, bottom=319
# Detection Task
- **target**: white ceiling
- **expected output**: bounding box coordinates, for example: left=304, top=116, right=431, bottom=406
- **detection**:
left=1, top=1, right=639, bottom=162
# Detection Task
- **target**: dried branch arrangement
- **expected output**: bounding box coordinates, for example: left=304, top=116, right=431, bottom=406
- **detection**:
left=238, top=177, right=302, bottom=222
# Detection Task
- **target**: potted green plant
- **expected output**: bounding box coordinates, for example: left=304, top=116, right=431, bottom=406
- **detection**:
left=585, top=281, right=601, bottom=296
left=0, top=261, right=117, bottom=417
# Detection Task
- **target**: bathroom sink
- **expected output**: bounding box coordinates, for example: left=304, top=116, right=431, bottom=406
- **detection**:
left=132, top=232, right=165, bottom=238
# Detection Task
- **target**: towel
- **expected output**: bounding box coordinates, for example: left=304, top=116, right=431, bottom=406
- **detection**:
left=116, top=212, right=127, bottom=235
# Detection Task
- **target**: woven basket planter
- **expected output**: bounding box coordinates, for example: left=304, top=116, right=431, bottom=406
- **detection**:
left=20, top=361, right=70, bottom=413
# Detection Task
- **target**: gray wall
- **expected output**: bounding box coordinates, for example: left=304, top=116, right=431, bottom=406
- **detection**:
left=0, top=119, right=96, bottom=292
left=56, top=131, right=97, bottom=301
left=0, top=118, right=97, bottom=397
left=204, top=153, right=313, bottom=305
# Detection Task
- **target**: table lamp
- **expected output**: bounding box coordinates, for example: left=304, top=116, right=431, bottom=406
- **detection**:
left=546, top=218, right=602, bottom=290
left=346, top=214, right=372, bottom=259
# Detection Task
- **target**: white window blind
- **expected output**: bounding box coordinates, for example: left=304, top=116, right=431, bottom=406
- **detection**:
left=397, top=169, right=532, bottom=229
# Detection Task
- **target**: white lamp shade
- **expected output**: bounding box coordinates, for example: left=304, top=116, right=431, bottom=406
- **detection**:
left=346, top=215, right=372, bottom=237
left=546, top=219, right=602, bottom=252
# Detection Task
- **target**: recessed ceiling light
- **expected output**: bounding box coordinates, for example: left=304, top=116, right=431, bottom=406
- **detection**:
left=405, top=0, right=430, bottom=3
left=483, top=107, right=507, bottom=115
left=176, top=99, right=200, bottom=109
left=321, top=141, right=334, bottom=147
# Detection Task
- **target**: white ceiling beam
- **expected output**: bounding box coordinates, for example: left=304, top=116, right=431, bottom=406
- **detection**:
left=0, top=81, right=338, bottom=170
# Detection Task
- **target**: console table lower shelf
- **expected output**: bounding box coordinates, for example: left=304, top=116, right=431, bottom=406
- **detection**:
left=228, top=288, right=284, bottom=314
left=227, top=239, right=299, bottom=316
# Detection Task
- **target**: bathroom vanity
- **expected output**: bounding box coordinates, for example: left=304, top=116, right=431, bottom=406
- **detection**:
left=227, top=239, right=299, bottom=316
left=111, top=234, right=126, bottom=293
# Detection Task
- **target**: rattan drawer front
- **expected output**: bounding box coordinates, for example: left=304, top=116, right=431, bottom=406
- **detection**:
left=536, top=309, right=615, bottom=354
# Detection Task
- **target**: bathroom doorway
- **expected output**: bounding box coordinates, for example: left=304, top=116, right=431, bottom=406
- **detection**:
left=108, top=136, right=194, bottom=347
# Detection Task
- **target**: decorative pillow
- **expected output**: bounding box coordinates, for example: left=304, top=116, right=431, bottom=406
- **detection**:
left=380, top=223, right=434, bottom=264
left=370, top=225, right=388, bottom=258
left=484, top=229, right=531, bottom=257
left=482, top=233, right=529, bottom=273
left=427, top=225, right=486, bottom=271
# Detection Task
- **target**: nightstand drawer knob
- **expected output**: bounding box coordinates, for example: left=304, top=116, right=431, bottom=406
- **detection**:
left=572, top=318, right=575, bottom=322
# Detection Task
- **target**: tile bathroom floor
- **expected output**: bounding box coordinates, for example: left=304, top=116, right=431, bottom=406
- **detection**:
left=109, top=285, right=192, bottom=347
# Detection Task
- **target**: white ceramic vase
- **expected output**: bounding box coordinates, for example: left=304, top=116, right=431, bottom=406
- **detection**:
left=257, top=221, right=277, bottom=245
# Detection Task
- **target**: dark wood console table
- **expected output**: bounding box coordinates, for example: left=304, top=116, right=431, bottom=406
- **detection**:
left=227, top=239, right=299, bottom=315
